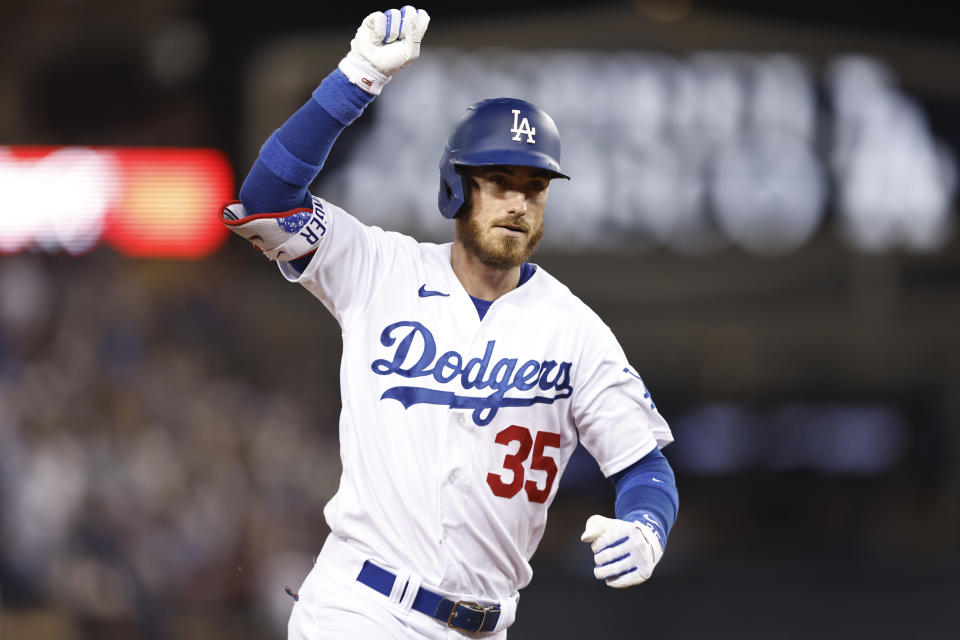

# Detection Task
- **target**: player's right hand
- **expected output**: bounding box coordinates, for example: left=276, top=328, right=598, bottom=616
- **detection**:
left=338, top=6, right=430, bottom=95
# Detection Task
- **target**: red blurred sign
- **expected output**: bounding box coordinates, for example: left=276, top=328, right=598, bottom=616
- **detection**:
left=0, top=146, right=234, bottom=258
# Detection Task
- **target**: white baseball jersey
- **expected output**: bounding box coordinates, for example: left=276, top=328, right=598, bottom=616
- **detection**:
left=281, top=194, right=673, bottom=603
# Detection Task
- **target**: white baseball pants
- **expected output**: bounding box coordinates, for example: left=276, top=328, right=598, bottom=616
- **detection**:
left=287, top=535, right=513, bottom=640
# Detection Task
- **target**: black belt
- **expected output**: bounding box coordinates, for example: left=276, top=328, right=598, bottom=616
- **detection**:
left=356, top=560, right=501, bottom=633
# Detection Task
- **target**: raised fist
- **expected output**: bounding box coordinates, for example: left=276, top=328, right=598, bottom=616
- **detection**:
left=339, top=6, right=430, bottom=95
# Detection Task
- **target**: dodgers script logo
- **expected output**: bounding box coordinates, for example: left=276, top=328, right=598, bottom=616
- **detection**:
left=371, top=321, right=573, bottom=426
left=510, top=110, right=536, bottom=144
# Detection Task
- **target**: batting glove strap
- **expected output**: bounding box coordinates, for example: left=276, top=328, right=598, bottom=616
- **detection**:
left=340, top=6, right=430, bottom=95
left=338, top=54, right=391, bottom=96
left=580, top=514, right=664, bottom=589
left=219, top=199, right=327, bottom=262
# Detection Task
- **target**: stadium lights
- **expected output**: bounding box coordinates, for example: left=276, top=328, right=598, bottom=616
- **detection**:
left=0, top=146, right=233, bottom=258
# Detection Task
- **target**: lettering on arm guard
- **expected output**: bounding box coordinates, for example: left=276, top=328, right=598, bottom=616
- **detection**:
left=219, top=196, right=328, bottom=262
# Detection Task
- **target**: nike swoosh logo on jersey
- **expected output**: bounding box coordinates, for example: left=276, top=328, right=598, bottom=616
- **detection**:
left=651, top=477, right=663, bottom=483
left=418, top=284, right=449, bottom=298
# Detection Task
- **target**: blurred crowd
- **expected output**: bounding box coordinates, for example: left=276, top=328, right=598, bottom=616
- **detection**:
left=0, top=251, right=344, bottom=637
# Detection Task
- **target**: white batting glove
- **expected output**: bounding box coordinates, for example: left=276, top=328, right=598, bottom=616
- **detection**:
left=580, top=514, right=664, bottom=588
left=219, top=202, right=326, bottom=262
left=338, top=6, right=430, bottom=95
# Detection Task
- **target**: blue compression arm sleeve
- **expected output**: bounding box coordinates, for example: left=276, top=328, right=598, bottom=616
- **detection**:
left=240, top=69, right=373, bottom=214
left=609, top=447, right=679, bottom=549
left=239, top=70, right=374, bottom=273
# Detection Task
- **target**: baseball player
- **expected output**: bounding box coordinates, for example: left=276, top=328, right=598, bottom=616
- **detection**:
left=221, top=7, right=678, bottom=638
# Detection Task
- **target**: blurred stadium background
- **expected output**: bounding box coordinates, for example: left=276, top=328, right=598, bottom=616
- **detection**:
left=1, top=1, right=958, bottom=638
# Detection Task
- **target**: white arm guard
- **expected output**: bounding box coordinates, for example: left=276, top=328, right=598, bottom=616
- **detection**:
left=338, top=6, right=430, bottom=95
left=219, top=201, right=327, bottom=262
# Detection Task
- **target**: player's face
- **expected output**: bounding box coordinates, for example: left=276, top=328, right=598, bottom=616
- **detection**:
left=457, top=166, right=550, bottom=269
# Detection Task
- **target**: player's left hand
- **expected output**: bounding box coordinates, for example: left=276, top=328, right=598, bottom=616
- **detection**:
left=580, top=514, right=664, bottom=588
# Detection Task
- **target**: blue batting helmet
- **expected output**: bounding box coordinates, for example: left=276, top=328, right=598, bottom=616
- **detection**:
left=437, top=97, right=570, bottom=219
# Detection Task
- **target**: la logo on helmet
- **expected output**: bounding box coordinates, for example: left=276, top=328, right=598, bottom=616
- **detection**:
left=510, top=110, right=536, bottom=144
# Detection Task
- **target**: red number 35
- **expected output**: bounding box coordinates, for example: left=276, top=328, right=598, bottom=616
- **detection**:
left=486, top=425, right=562, bottom=504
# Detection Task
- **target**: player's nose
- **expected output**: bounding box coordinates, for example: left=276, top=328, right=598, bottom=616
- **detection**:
left=507, top=190, right=528, bottom=215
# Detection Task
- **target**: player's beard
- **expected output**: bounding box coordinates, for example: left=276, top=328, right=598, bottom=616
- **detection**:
left=459, top=212, right=544, bottom=269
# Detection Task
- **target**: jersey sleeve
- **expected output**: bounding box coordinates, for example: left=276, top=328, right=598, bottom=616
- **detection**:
left=571, top=324, right=674, bottom=478
left=278, top=195, right=406, bottom=328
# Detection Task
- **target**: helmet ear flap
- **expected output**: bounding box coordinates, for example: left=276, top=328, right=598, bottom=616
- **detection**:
left=455, top=166, right=471, bottom=219
left=438, top=162, right=469, bottom=219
